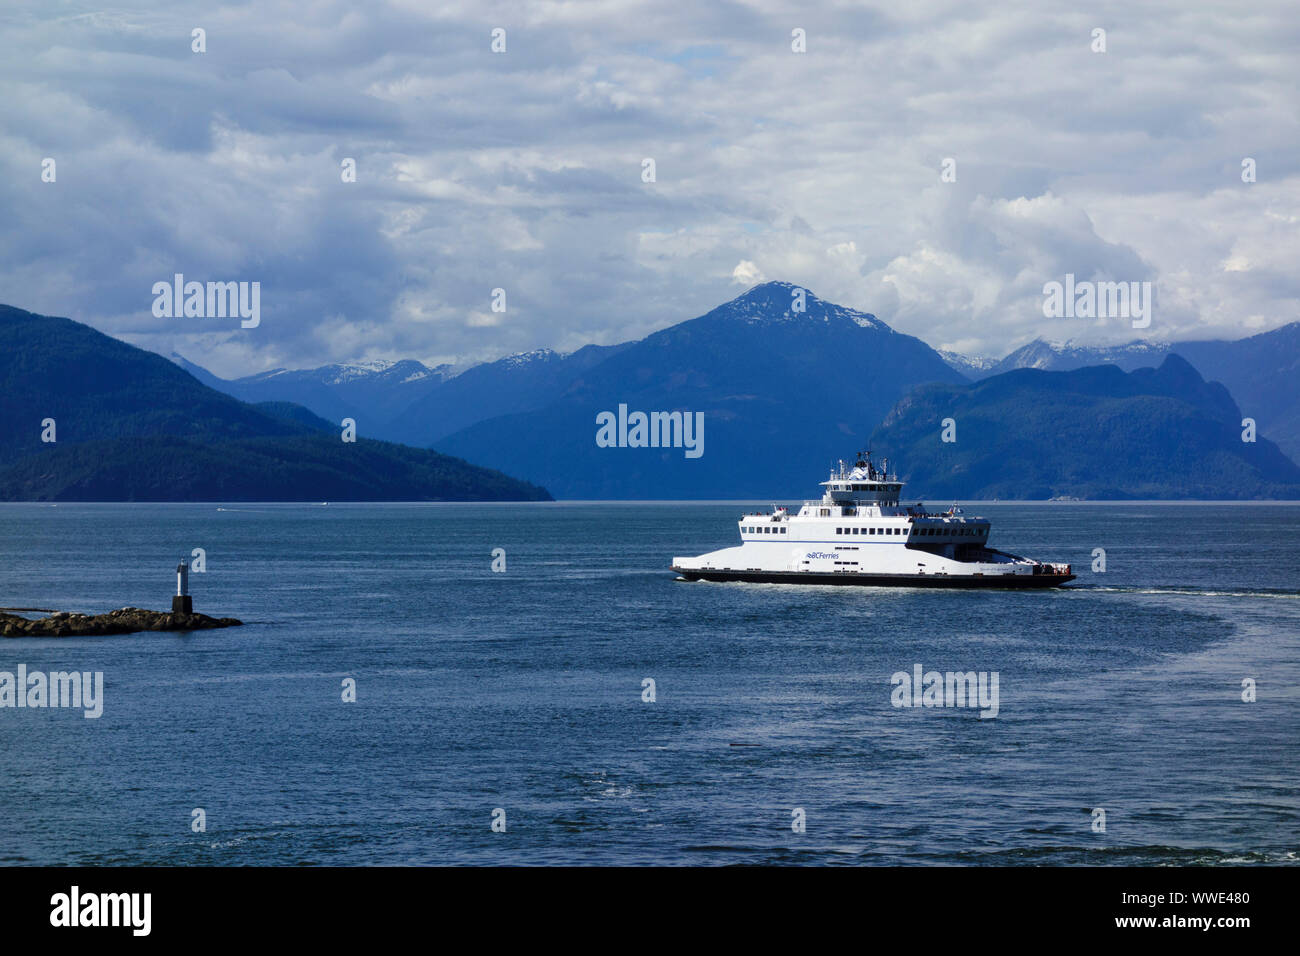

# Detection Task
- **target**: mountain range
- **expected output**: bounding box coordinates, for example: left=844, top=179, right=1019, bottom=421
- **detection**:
left=872, top=355, right=1300, bottom=500
left=6, top=282, right=1298, bottom=500
left=0, top=305, right=551, bottom=501
left=943, top=327, right=1300, bottom=462
left=181, top=287, right=1300, bottom=471
left=436, top=282, right=967, bottom=497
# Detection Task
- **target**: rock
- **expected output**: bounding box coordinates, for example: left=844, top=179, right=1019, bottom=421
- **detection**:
left=0, top=608, right=242, bottom=638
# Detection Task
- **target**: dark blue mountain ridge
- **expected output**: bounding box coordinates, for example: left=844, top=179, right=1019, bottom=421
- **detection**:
left=382, top=341, right=635, bottom=446
left=9, top=282, right=1296, bottom=500
left=434, top=282, right=968, bottom=498
left=868, top=354, right=1300, bottom=500
left=0, top=304, right=551, bottom=501
left=170, top=353, right=456, bottom=428
left=957, top=324, right=1300, bottom=459
left=176, top=286, right=1300, bottom=463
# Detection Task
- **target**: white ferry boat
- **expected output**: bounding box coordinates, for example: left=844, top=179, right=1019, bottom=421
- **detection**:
left=672, top=453, right=1074, bottom=588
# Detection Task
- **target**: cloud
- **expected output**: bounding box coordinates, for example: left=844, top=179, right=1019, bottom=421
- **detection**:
left=0, top=0, right=1297, bottom=375
left=731, top=260, right=765, bottom=285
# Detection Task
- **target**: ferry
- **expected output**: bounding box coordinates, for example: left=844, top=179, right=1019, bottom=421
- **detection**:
left=671, top=453, right=1074, bottom=588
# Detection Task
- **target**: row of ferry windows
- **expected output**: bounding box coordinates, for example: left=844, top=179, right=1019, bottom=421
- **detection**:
left=738, top=525, right=983, bottom=537
left=833, top=526, right=984, bottom=536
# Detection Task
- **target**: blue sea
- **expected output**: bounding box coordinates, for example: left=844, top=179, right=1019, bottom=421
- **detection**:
left=0, top=502, right=1296, bottom=866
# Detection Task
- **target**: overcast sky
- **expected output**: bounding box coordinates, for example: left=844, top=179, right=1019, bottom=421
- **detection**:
left=2, top=1, right=1297, bottom=377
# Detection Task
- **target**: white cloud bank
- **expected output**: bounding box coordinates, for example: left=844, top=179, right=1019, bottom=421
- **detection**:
left=0, top=0, right=1296, bottom=375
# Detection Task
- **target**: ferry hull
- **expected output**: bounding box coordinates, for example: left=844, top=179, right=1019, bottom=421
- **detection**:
left=672, top=567, right=1075, bottom=588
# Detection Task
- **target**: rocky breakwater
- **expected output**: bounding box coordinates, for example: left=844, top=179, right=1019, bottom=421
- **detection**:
left=1, top=607, right=243, bottom=637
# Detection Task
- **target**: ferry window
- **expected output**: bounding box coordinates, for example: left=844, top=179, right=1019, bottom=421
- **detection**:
left=780, top=528, right=786, bottom=534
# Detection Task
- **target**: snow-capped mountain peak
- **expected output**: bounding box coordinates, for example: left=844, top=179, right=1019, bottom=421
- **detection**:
left=717, top=281, right=887, bottom=331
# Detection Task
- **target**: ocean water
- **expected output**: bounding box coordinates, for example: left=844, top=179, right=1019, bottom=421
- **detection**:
left=0, top=501, right=1296, bottom=866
